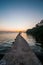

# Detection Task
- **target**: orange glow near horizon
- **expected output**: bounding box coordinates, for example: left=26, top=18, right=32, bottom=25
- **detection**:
left=0, top=28, right=26, bottom=32
left=0, top=0, right=43, bottom=32
left=0, top=26, right=29, bottom=32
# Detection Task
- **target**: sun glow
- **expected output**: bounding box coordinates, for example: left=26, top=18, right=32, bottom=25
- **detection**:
left=0, top=28, right=26, bottom=32
left=0, top=0, right=43, bottom=32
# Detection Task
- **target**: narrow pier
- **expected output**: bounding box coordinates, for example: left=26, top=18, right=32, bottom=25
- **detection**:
left=0, top=34, right=42, bottom=65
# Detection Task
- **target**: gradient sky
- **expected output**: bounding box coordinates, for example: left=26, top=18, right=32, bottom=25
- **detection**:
left=0, top=0, right=43, bottom=31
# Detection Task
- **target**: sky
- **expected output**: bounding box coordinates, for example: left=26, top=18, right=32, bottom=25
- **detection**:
left=0, top=0, right=43, bottom=31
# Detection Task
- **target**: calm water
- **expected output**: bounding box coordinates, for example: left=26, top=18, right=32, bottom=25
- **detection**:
left=21, top=33, right=43, bottom=52
left=21, top=33, right=43, bottom=64
left=0, top=33, right=18, bottom=44
left=0, top=32, right=18, bottom=54
left=0, top=32, right=43, bottom=63
left=0, top=32, right=43, bottom=53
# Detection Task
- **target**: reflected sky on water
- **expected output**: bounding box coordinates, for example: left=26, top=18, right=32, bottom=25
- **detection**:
left=21, top=33, right=43, bottom=54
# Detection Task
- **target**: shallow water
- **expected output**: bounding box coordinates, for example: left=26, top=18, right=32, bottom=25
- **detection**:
left=0, top=32, right=43, bottom=54
left=21, top=33, right=43, bottom=52
left=21, top=33, right=43, bottom=64
left=0, top=32, right=18, bottom=54
left=0, top=32, right=18, bottom=44
left=0, top=32, right=43, bottom=64
left=21, top=33, right=36, bottom=46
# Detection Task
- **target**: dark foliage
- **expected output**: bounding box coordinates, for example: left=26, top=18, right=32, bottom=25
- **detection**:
left=26, top=26, right=43, bottom=44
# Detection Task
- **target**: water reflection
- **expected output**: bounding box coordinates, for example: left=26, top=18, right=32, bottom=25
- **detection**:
left=0, top=33, right=18, bottom=54
left=21, top=33, right=36, bottom=46
left=21, top=33, right=43, bottom=64
left=0, top=33, right=18, bottom=45
left=0, top=32, right=43, bottom=64
left=21, top=33, right=43, bottom=52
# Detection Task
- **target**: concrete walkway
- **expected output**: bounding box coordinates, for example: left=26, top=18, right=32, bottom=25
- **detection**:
left=0, top=34, right=42, bottom=65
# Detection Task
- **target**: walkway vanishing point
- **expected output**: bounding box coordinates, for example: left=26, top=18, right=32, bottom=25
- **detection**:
left=0, top=34, right=42, bottom=65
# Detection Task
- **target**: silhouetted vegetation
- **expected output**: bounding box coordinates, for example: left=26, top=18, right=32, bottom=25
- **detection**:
left=26, top=20, right=43, bottom=64
left=26, top=20, right=43, bottom=44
